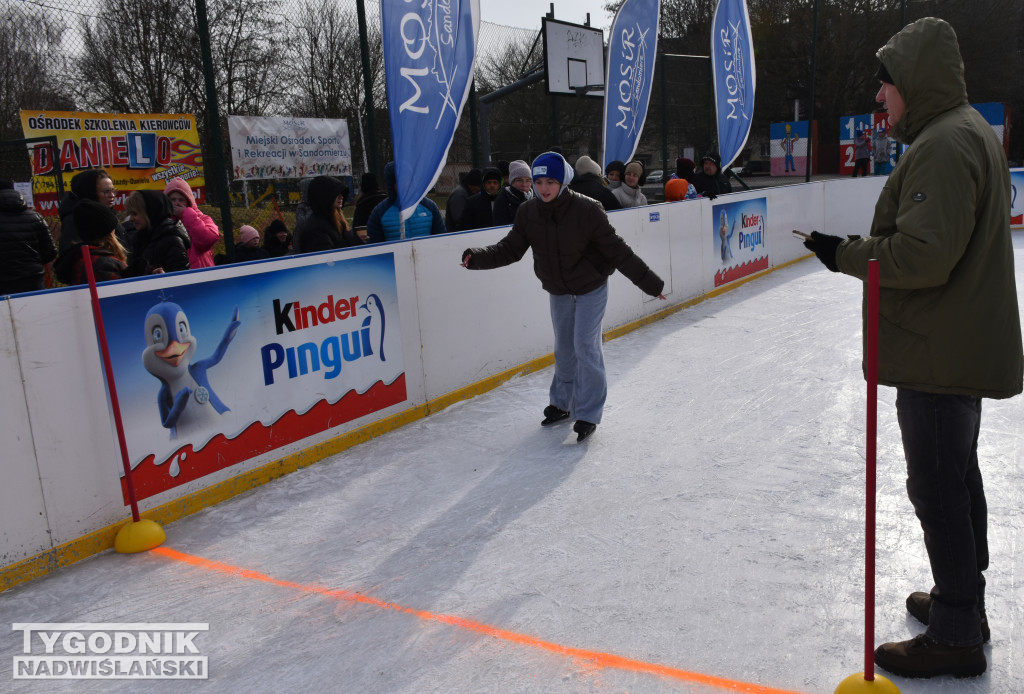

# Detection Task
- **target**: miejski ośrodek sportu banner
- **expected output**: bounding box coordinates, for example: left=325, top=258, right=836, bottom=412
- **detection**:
left=381, top=0, right=480, bottom=229
left=602, top=0, right=660, bottom=169
left=711, top=0, right=756, bottom=170
left=227, top=116, right=352, bottom=181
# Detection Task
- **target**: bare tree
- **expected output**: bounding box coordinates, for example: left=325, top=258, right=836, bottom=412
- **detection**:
left=604, top=0, right=717, bottom=39
left=0, top=6, right=74, bottom=140
left=206, top=0, right=287, bottom=116
left=76, top=0, right=286, bottom=117
left=77, top=0, right=200, bottom=113
left=287, top=0, right=388, bottom=170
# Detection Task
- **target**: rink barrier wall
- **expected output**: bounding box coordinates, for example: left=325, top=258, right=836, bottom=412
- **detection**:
left=0, top=177, right=885, bottom=592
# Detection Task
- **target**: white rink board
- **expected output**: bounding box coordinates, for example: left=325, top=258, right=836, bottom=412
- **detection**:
left=1, top=178, right=881, bottom=569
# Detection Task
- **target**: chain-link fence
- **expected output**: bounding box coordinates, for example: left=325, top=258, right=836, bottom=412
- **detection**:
left=4, top=0, right=1020, bottom=265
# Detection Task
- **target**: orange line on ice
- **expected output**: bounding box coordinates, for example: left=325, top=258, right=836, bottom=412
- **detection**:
left=152, top=547, right=802, bottom=694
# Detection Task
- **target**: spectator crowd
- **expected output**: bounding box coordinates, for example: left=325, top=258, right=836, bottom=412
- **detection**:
left=1, top=148, right=735, bottom=295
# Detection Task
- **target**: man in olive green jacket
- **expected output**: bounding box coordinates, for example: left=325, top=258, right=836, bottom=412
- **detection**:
left=805, top=17, right=1022, bottom=680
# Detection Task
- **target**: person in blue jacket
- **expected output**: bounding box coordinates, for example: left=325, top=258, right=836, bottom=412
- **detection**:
left=366, top=162, right=446, bottom=243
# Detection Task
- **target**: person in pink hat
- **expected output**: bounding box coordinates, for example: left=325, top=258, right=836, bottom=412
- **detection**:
left=234, top=224, right=269, bottom=262
left=164, top=177, right=221, bottom=268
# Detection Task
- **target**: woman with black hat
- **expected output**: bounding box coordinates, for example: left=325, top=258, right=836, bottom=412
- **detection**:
left=54, top=199, right=129, bottom=285
left=124, top=190, right=190, bottom=274
left=57, top=169, right=129, bottom=254
left=262, top=219, right=292, bottom=257
left=292, top=176, right=361, bottom=254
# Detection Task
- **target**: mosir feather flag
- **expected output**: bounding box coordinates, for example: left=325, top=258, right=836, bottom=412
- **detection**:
left=381, top=0, right=480, bottom=226
left=602, top=0, right=660, bottom=169
left=711, top=0, right=756, bottom=169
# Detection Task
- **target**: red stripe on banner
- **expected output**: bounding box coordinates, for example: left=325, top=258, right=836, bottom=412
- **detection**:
left=121, top=375, right=407, bottom=502
left=714, top=255, right=770, bottom=287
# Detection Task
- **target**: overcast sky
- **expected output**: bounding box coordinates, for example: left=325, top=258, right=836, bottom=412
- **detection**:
left=481, top=1, right=614, bottom=31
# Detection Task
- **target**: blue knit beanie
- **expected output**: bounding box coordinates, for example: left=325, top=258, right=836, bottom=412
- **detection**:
left=531, top=152, right=574, bottom=187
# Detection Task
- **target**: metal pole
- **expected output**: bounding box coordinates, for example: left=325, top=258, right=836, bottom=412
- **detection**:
left=356, top=0, right=380, bottom=176
left=194, top=0, right=234, bottom=260
left=805, top=0, right=819, bottom=182
left=469, top=81, right=480, bottom=168
left=707, top=57, right=715, bottom=151
left=865, top=259, right=880, bottom=681
left=478, top=70, right=544, bottom=164
left=82, top=245, right=141, bottom=523
left=551, top=94, right=559, bottom=151
left=660, top=50, right=669, bottom=177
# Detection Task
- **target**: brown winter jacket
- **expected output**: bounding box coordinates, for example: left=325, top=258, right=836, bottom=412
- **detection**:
left=463, top=188, right=664, bottom=298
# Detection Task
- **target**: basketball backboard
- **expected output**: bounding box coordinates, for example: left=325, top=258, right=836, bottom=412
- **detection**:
left=542, top=18, right=605, bottom=97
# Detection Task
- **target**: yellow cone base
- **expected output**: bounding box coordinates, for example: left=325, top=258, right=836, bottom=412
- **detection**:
left=835, top=672, right=901, bottom=694
left=114, top=519, right=166, bottom=554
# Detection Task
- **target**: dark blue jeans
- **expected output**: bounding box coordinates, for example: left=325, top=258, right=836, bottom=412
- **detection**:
left=896, top=387, right=987, bottom=647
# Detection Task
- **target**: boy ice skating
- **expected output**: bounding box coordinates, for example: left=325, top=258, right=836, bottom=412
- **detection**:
left=461, top=152, right=665, bottom=442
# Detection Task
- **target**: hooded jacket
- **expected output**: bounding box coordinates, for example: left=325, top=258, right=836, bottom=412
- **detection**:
left=366, top=162, right=445, bottom=243
left=262, top=219, right=292, bottom=257
left=351, top=174, right=388, bottom=229
left=57, top=170, right=132, bottom=253
left=132, top=190, right=191, bottom=274
left=835, top=17, right=1022, bottom=399
left=444, top=168, right=481, bottom=232
left=492, top=185, right=533, bottom=225
left=463, top=154, right=663, bottom=298
left=54, top=246, right=127, bottom=285
left=164, top=177, right=221, bottom=268
left=0, top=187, right=57, bottom=286
left=292, top=176, right=361, bottom=253
left=568, top=156, right=621, bottom=212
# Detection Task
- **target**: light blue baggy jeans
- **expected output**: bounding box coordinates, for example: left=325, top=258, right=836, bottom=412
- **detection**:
left=548, top=282, right=608, bottom=424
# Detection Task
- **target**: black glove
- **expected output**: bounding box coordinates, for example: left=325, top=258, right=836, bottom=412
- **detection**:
left=803, top=231, right=842, bottom=272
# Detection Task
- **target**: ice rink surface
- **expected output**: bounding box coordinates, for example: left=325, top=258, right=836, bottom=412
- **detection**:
left=2, top=237, right=1023, bottom=693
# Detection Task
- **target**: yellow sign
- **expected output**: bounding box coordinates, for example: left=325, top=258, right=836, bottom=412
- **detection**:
left=20, top=110, right=205, bottom=210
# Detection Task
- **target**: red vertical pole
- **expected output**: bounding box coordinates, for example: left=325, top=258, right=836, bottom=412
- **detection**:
left=82, top=246, right=142, bottom=523
left=865, top=259, right=880, bottom=679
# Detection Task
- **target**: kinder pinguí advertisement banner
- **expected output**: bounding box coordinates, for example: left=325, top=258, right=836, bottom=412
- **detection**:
left=712, top=196, right=768, bottom=287
left=98, top=253, right=407, bottom=502
left=19, top=110, right=204, bottom=212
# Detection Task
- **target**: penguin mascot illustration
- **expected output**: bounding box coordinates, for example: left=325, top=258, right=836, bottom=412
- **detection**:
left=359, top=293, right=386, bottom=361
left=719, top=210, right=735, bottom=263
left=142, top=299, right=241, bottom=439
